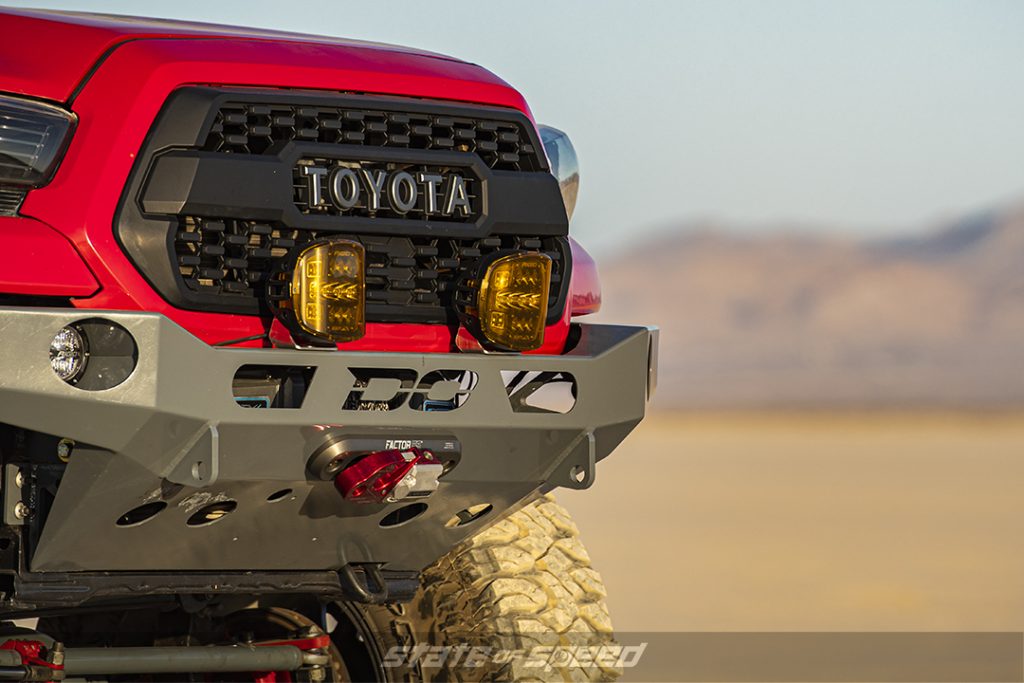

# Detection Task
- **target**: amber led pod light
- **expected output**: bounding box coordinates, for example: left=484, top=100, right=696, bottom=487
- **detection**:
left=290, top=240, right=365, bottom=343
left=477, top=252, right=552, bottom=351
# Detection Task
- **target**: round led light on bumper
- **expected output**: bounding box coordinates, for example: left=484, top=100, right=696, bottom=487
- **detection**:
left=463, top=252, right=553, bottom=352
left=50, top=326, right=88, bottom=382
left=48, top=319, right=138, bottom=389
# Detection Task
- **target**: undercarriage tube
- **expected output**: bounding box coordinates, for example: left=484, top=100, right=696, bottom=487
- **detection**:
left=0, top=632, right=332, bottom=680
left=64, top=643, right=322, bottom=676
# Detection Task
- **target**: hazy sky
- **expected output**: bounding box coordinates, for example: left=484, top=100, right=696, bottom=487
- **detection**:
left=8, top=0, right=1024, bottom=252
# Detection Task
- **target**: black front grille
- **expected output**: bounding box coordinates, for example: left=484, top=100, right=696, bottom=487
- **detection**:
left=205, top=102, right=542, bottom=172
left=118, top=88, right=569, bottom=323
left=175, top=216, right=567, bottom=323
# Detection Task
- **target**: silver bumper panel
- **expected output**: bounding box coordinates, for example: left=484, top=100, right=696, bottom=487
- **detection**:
left=0, top=309, right=654, bottom=573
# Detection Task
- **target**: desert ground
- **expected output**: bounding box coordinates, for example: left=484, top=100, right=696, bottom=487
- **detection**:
left=560, top=411, right=1024, bottom=632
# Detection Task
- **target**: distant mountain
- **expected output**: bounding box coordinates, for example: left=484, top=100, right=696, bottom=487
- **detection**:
left=595, top=202, right=1024, bottom=409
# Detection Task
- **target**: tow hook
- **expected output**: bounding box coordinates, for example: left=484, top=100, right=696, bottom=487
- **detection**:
left=333, top=447, right=443, bottom=504
left=338, top=563, right=390, bottom=604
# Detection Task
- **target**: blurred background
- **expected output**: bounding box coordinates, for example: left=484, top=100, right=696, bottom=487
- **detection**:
left=10, top=0, right=1024, bottom=640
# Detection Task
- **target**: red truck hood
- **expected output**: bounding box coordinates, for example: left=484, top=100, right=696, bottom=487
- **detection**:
left=0, top=8, right=499, bottom=103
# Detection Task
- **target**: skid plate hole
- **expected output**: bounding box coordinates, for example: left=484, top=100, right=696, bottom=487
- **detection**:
left=445, top=503, right=493, bottom=528
left=267, top=488, right=293, bottom=503
left=379, top=502, right=427, bottom=528
left=117, top=501, right=167, bottom=527
left=186, top=501, right=237, bottom=527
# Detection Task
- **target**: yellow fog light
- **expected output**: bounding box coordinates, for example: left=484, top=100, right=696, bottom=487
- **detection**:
left=290, top=239, right=365, bottom=343
left=477, top=252, right=552, bottom=351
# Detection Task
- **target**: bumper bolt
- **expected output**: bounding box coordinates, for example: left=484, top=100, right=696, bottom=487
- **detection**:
left=57, top=438, right=74, bottom=462
left=14, top=470, right=24, bottom=489
left=14, top=502, right=31, bottom=520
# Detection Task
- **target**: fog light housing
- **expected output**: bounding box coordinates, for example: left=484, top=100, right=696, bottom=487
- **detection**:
left=49, top=319, right=138, bottom=390
left=275, top=239, right=365, bottom=344
left=50, top=326, right=88, bottom=382
left=469, top=252, right=552, bottom=351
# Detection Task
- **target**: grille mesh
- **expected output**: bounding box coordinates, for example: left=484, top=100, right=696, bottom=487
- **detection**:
left=175, top=217, right=565, bottom=322
left=205, top=103, right=542, bottom=172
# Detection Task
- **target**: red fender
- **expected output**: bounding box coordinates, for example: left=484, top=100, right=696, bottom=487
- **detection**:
left=0, top=217, right=98, bottom=297
left=569, top=237, right=602, bottom=316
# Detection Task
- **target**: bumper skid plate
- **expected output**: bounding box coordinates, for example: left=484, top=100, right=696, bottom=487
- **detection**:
left=0, top=309, right=654, bottom=576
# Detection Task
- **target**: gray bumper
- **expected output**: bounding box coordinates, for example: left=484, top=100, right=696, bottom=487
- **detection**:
left=0, top=309, right=656, bottom=574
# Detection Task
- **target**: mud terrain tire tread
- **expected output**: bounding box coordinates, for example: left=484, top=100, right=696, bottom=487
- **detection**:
left=358, top=494, right=620, bottom=682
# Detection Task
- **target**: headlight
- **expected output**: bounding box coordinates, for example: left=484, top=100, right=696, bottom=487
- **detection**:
left=538, top=125, right=580, bottom=222
left=0, top=94, right=77, bottom=215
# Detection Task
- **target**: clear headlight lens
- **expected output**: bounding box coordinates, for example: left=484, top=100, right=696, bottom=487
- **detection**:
left=50, top=326, right=88, bottom=383
left=0, top=95, right=77, bottom=187
left=538, top=125, right=580, bottom=222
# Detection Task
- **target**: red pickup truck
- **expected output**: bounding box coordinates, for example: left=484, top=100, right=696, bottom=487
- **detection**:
left=0, top=8, right=655, bottom=681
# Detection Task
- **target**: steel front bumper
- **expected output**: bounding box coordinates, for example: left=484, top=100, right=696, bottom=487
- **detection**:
left=0, top=309, right=656, bottom=574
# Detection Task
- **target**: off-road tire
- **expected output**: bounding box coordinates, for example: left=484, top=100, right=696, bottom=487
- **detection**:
left=346, top=494, right=620, bottom=682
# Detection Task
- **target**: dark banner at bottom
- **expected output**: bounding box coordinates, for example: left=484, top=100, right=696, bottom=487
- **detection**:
left=383, top=632, right=1024, bottom=682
